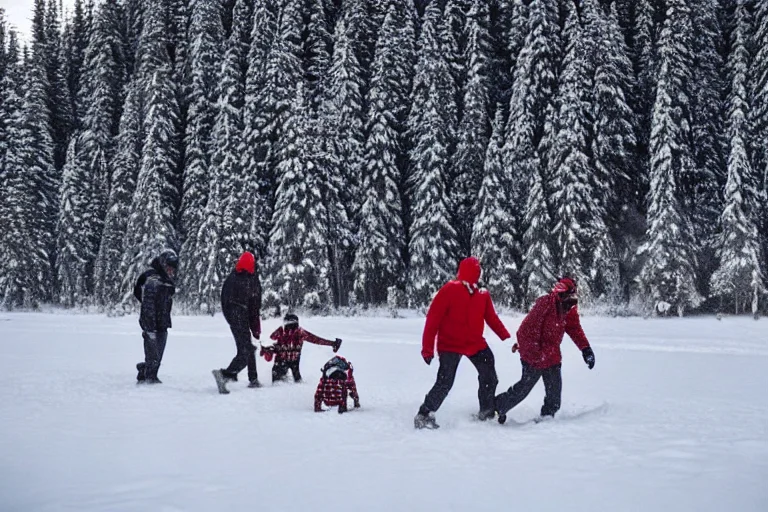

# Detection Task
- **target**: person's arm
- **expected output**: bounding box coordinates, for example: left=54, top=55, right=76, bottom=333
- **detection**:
left=140, top=277, right=159, bottom=332
left=565, top=307, right=589, bottom=350
left=249, top=276, right=262, bottom=338
left=421, top=285, right=450, bottom=360
left=484, top=294, right=511, bottom=341
left=301, top=328, right=335, bottom=347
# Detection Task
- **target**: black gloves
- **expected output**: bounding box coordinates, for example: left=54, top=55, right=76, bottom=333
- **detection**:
left=423, top=355, right=433, bottom=365
left=333, top=338, right=342, bottom=352
left=582, top=347, right=595, bottom=369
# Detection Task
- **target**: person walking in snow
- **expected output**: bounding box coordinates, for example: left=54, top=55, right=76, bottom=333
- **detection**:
left=260, top=313, right=342, bottom=383
left=314, top=355, right=360, bottom=413
left=494, top=276, right=595, bottom=424
left=414, top=256, right=512, bottom=429
left=212, top=252, right=263, bottom=394
left=134, top=250, right=178, bottom=384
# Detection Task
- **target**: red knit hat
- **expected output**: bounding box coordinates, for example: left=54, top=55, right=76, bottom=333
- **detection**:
left=235, top=252, right=256, bottom=274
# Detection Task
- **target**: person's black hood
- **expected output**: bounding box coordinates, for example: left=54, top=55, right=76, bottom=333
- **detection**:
left=151, top=250, right=178, bottom=282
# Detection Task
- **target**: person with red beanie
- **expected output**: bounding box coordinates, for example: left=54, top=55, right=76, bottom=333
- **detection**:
left=414, top=257, right=512, bottom=429
left=212, top=252, right=262, bottom=394
left=494, top=276, right=595, bottom=424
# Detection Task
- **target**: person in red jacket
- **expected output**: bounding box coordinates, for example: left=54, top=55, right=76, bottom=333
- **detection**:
left=414, top=257, right=512, bottom=429
left=494, top=276, right=595, bottom=424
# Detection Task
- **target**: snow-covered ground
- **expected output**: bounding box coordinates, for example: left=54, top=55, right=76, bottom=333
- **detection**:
left=0, top=312, right=766, bottom=512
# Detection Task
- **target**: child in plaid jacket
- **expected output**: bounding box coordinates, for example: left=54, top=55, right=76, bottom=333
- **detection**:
left=261, top=313, right=342, bottom=383
left=314, top=356, right=360, bottom=413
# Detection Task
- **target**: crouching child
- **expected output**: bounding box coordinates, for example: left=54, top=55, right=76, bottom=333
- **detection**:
left=261, top=313, right=342, bottom=383
left=314, top=356, right=360, bottom=413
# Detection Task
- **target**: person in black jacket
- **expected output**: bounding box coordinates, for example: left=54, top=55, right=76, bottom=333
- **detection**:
left=212, top=252, right=262, bottom=394
left=134, top=250, right=178, bottom=384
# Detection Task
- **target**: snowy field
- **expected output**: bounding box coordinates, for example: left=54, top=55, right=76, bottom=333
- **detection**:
left=1, top=312, right=767, bottom=512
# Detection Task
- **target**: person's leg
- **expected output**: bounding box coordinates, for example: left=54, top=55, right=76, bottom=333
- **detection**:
left=222, top=325, right=251, bottom=380
left=540, top=364, right=562, bottom=417
left=143, top=331, right=165, bottom=382
left=468, top=348, right=499, bottom=417
left=420, top=352, right=462, bottom=414
left=290, top=359, right=302, bottom=382
left=272, top=359, right=289, bottom=382
left=495, top=362, right=543, bottom=417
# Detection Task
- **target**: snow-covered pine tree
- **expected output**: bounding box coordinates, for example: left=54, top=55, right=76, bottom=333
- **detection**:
left=406, top=1, right=459, bottom=307
left=548, top=5, right=602, bottom=302
left=450, top=0, right=492, bottom=258
left=489, top=0, right=528, bottom=111
left=1, top=54, right=57, bottom=307
left=585, top=0, right=633, bottom=301
left=119, top=1, right=181, bottom=305
left=750, top=0, right=768, bottom=268
left=686, top=0, right=725, bottom=269
left=40, top=0, right=73, bottom=173
left=521, top=163, right=556, bottom=307
left=407, top=82, right=459, bottom=308
left=710, top=1, right=765, bottom=315
left=196, top=0, right=253, bottom=313
left=242, top=0, right=302, bottom=256
left=59, top=0, right=125, bottom=307
left=56, top=135, right=105, bottom=306
left=502, top=0, right=559, bottom=302
left=304, top=0, right=331, bottom=111
left=265, top=83, right=332, bottom=311
left=179, top=0, right=223, bottom=308
left=0, top=29, right=26, bottom=307
left=319, top=16, right=365, bottom=218
left=351, top=3, right=411, bottom=306
left=471, top=107, right=520, bottom=307
left=62, top=0, right=90, bottom=132
left=638, top=0, right=702, bottom=316
left=93, top=83, right=142, bottom=307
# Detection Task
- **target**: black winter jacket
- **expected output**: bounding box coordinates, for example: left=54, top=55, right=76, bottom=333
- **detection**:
left=137, top=259, right=176, bottom=332
left=221, top=270, right=262, bottom=337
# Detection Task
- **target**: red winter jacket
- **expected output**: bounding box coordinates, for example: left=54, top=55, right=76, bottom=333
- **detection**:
left=421, top=257, right=511, bottom=359
left=516, top=293, right=590, bottom=369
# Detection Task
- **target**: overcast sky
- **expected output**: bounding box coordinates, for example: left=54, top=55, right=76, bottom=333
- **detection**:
left=1, top=0, right=77, bottom=44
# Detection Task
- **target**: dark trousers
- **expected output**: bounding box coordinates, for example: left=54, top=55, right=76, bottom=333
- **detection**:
left=422, top=348, right=498, bottom=414
left=140, top=330, right=168, bottom=380
left=495, top=362, right=562, bottom=417
left=222, top=325, right=257, bottom=382
left=272, top=358, right=302, bottom=382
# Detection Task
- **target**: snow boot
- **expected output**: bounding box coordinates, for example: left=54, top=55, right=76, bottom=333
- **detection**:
left=498, top=413, right=507, bottom=425
left=212, top=369, right=230, bottom=394
left=145, top=376, right=162, bottom=384
left=477, top=409, right=496, bottom=421
left=247, top=379, right=261, bottom=388
left=414, top=409, right=439, bottom=430
left=136, top=362, right=146, bottom=383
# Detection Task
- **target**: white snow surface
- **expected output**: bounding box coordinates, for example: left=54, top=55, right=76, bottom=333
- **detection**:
left=1, top=312, right=766, bottom=512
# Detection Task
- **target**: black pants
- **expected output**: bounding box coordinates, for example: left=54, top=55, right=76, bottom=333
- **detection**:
left=272, top=358, right=302, bottom=382
left=495, top=362, right=562, bottom=417
left=140, top=330, right=168, bottom=380
left=422, top=348, right=498, bottom=414
left=222, top=325, right=257, bottom=382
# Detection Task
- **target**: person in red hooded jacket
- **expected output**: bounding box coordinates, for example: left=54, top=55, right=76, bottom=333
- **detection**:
left=494, top=277, right=595, bottom=424
left=414, top=257, right=512, bottom=429
left=212, top=252, right=262, bottom=394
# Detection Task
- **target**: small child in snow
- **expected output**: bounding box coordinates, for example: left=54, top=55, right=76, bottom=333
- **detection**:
left=260, top=313, right=342, bottom=383
left=314, top=356, right=360, bottom=413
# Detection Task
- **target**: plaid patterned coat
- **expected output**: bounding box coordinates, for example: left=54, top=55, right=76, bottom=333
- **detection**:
left=314, top=357, right=360, bottom=412
left=268, top=326, right=336, bottom=363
